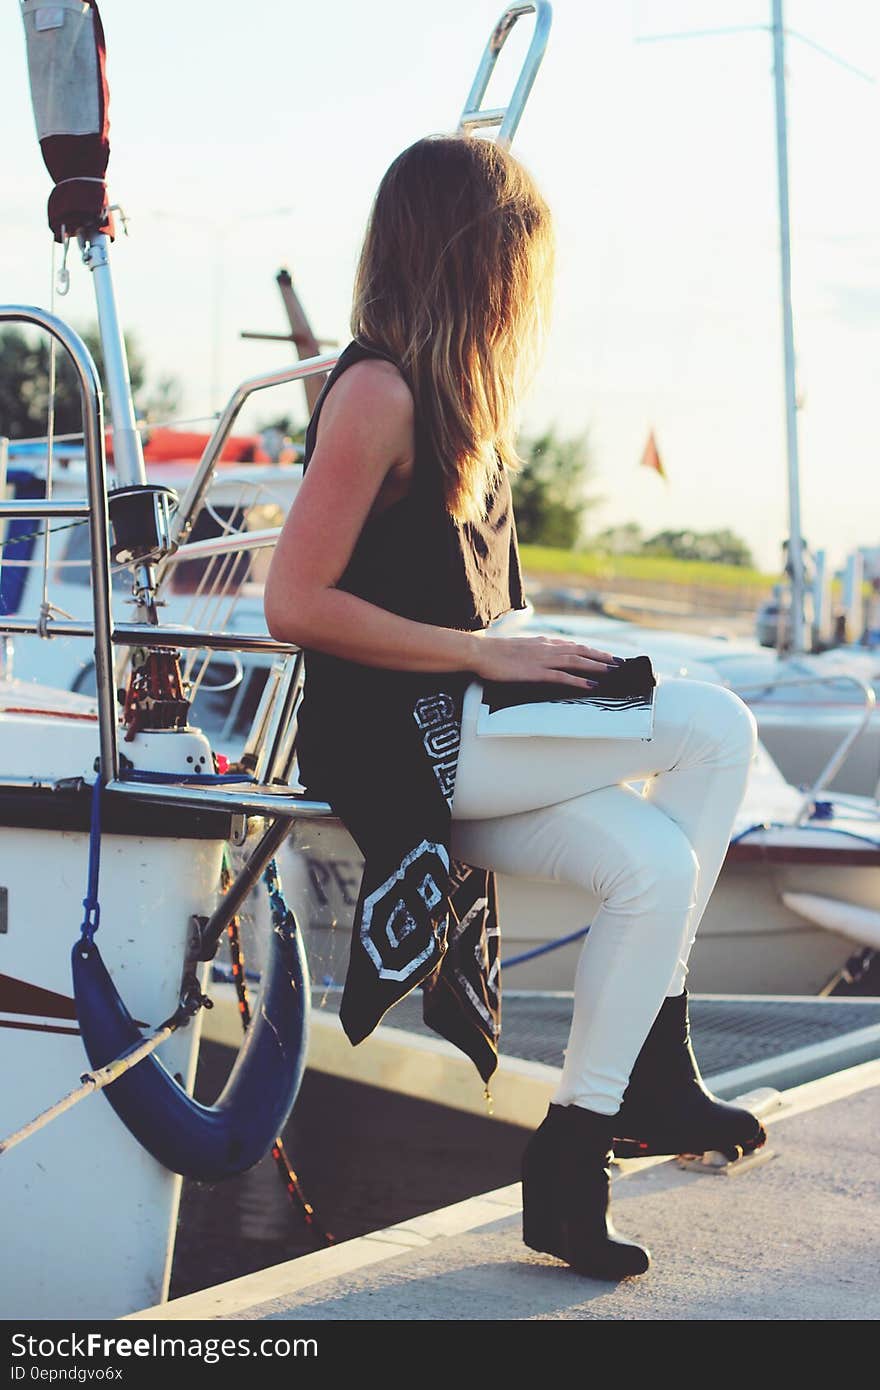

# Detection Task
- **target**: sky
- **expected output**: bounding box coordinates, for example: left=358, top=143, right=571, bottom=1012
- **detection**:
left=2, top=0, right=879, bottom=573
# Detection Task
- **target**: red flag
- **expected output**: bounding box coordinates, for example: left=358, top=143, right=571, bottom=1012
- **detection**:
left=640, top=430, right=666, bottom=480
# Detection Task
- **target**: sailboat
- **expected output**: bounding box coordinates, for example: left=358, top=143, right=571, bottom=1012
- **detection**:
left=0, top=0, right=553, bottom=1320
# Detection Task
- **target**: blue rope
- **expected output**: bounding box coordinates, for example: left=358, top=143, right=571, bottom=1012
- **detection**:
left=731, top=819, right=880, bottom=850
left=210, top=860, right=296, bottom=987
left=263, top=857, right=295, bottom=933
left=80, top=777, right=103, bottom=943
left=500, top=814, right=880, bottom=969
left=78, top=767, right=255, bottom=946
left=501, top=922, right=592, bottom=970
left=494, top=810, right=880, bottom=971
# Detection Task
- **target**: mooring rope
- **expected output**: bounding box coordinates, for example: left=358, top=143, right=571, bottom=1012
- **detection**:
left=0, top=1021, right=180, bottom=1157
left=1, top=778, right=198, bottom=1155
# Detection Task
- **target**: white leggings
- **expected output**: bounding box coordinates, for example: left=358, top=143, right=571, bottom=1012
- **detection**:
left=449, top=674, right=759, bottom=1115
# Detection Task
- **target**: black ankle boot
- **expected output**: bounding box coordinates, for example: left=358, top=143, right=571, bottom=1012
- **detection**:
left=612, top=989, right=767, bottom=1160
left=521, top=1102, right=651, bottom=1280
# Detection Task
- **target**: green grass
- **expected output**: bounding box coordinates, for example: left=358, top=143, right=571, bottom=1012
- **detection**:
left=519, top=545, right=780, bottom=590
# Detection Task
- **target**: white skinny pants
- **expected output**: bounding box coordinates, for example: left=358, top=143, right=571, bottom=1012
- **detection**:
left=449, top=674, right=759, bottom=1116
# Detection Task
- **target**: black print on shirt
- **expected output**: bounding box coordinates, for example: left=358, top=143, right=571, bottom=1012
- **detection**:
left=449, top=890, right=499, bottom=1038
left=358, top=838, right=450, bottom=983
left=413, top=691, right=460, bottom=810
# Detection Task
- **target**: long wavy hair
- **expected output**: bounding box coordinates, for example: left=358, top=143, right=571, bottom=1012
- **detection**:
left=351, top=134, right=555, bottom=526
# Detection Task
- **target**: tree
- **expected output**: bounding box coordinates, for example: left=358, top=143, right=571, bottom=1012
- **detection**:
left=0, top=324, right=180, bottom=440
left=592, top=522, right=645, bottom=555
left=641, top=527, right=754, bottom=567
left=511, top=427, right=602, bottom=549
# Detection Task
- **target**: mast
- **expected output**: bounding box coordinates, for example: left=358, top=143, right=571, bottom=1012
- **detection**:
left=771, top=0, right=807, bottom=654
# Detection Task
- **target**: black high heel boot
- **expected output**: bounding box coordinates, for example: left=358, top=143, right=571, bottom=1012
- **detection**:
left=521, top=1102, right=651, bottom=1280
left=612, top=988, right=767, bottom=1160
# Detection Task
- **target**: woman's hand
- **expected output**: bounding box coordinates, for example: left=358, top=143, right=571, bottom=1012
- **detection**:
left=470, top=634, right=620, bottom=688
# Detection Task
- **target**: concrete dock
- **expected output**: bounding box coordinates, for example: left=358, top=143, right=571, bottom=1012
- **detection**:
left=131, top=1058, right=880, bottom=1322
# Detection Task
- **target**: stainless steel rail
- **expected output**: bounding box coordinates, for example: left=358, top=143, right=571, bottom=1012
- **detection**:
left=728, top=673, right=878, bottom=822
left=263, top=650, right=306, bottom=786
left=104, top=779, right=333, bottom=820
left=0, top=775, right=334, bottom=821
left=457, top=1, right=552, bottom=148
left=0, top=617, right=297, bottom=655
left=160, top=525, right=283, bottom=567
left=0, top=306, right=118, bottom=779
left=162, top=351, right=338, bottom=566
left=0, top=500, right=90, bottom=519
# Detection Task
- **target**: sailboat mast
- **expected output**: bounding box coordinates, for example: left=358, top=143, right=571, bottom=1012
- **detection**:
left=771, top=0, right=807, bottom=654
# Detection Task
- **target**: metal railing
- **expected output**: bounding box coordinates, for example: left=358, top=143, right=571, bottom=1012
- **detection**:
left=161, top=351, right=338, bottom=563
left=1, top=306, right=118, bottom=778
left=0, top=308, right=334, bottom=824
left=457, top=2, right=552, bottom=148
left=726, top=672, right=878, bottom=820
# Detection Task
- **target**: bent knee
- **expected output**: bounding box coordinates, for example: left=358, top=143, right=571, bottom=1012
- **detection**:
left=709, top=684, right=759, bottom=763
left=598, top=824, right=699, bottom=915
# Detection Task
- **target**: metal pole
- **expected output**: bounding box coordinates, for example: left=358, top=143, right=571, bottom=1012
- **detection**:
left=81, top=233, right=157, bottom=618
left=81, top=235, right=145, bottom=490
left=771, top=0, right=807, bottom=654
left=194, top=816, right=292, bottom=958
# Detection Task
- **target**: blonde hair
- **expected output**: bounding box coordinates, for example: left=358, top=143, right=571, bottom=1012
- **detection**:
left=351, top=134, right=555, bottom=526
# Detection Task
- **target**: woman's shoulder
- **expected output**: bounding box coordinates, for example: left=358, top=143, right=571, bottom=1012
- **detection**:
left=301, top=340, right=416, bottom=486
left=321, top=345, right=414, bottom=424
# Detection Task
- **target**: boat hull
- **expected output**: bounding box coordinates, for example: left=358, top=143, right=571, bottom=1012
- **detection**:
left=1, top=823, right=223, bottom=1320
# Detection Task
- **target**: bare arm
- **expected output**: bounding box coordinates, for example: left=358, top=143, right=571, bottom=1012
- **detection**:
left=263, top=362, right=618, bottom=686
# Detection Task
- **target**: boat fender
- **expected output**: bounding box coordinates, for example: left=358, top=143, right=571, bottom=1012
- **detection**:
left=72, top=780, right=310, bottom=1180
left=71, top=891, right=310, bottom=1181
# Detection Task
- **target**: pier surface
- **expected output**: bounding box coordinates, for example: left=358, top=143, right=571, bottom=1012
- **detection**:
left=133, top=1059, right=880, bottom=1322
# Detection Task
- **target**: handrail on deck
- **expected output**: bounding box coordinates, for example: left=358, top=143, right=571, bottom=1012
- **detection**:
left=161, top=351, right=338, bottom=566
left=0, top=305, right=322, bottom=805
left=728, top=673, right=878, bottom=820
left=0, top=306, right=118, bottom=779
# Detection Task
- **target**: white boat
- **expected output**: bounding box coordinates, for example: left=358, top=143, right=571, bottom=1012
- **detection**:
left=520, top=612, right=880, bottom=799
left=269, top=666, right=880, bottom=1000
left=0, top=678, right=226, bottom=1317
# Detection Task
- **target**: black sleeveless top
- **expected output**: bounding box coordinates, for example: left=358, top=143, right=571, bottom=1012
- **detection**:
left=295, top=337, right=527, bottom=797
left=292, top=337, right=527, bottom=1088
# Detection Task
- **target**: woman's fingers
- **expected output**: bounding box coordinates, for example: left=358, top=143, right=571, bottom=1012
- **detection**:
left=476, top=634, right=627, bottom=685
left=532, top=648, right=613, bottom=675
left=541, top=638, right=617, bottom=663
left=549, top=653, right=613, bottom=674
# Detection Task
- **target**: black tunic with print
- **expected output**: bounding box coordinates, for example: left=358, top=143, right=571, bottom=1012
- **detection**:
left=294, top=338, right=527, bottom=1083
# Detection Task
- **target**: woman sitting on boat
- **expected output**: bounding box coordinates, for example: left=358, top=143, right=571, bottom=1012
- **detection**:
left=264, top=133, right=765, bottom=1280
